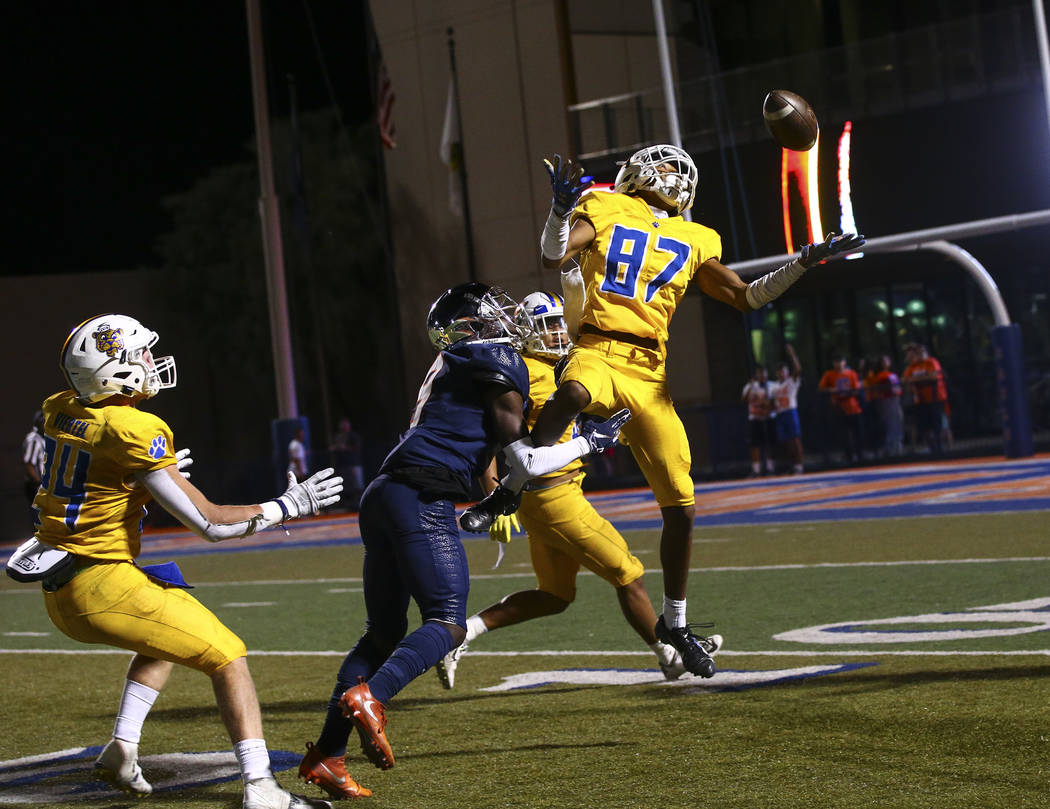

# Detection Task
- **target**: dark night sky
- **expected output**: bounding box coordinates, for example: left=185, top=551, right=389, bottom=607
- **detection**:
left=3, top=1, right=371, bottom=275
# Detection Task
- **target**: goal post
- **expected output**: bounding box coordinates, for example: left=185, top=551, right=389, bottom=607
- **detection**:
left=729, top=209, right=1050, bottom=458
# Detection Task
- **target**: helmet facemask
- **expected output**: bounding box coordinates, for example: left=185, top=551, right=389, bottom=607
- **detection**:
left=517, top=292, right=571, bottom=359
left=61, top=315, right=177, bottom=403
left=613, top=144, right=698, bottom=215
left=428, top=283, right=533, bottom=351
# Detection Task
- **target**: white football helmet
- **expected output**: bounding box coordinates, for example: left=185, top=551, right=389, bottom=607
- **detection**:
left=517, top=291, right=571, bottom=359
left=61, top=314, right=177, bottom=402
left=613, top=144, right=698, bottom=215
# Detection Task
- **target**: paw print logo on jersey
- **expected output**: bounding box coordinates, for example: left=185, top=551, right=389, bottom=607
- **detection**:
left=91, top=325, right=125, bottom=358
left=148, top=435, right=167, bottom=460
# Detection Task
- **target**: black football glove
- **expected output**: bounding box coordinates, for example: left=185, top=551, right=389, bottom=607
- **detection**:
left=578, top=408, right=631, bottom=454
left=459, top=484, right=522, bottom=534
left=543, top=154, right=594, bottom=217
left=799, top=231, right=866, bottom=268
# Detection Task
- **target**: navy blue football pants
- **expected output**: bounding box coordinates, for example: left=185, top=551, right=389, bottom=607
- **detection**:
left=319, top=474, right=466, bottom=741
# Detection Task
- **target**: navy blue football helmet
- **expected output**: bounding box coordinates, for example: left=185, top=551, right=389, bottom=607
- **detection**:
left=427, top=282, right=532, bottom=351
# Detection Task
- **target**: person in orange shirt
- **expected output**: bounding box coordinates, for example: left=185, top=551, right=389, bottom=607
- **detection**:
left=863, top=354, right=904, bottom=457
left=903, top=344, right=948, bottom=456
left=818, top=355, right=864, bottom=464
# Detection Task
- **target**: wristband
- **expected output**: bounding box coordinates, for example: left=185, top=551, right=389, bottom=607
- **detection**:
left=541, top=206, right=570, bottom=261
left=745, top=259, right=806, bottom=309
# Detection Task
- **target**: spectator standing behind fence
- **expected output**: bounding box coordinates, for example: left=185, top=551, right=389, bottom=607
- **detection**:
left=864, top=355, right=904, bottom=457
left=330, top=418, right=364, bottom=509
left=21, top=410, right=46, bottom=504
left=818, top=355, right=864, bottom=465
left=903, top=344, right=949, bottom=456
left=770, top=344, right=805, bottom=475
left=742, top=367, right=776, bottom=477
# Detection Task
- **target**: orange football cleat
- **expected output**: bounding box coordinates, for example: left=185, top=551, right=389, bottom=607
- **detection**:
left=338, top=678, right=395, bottom=770
left=298, top=741, right=372, bottom=799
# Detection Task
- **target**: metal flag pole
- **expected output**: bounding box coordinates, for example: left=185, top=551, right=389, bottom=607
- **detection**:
left=447, top=27, right=478, bottom=281
left=651, top=0, right=691, bottom=221
left=1034, top=0, right=1050, bottom=141
left=246, top=0, right=298, bottom=419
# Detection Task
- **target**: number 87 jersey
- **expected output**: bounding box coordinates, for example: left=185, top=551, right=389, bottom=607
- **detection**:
left=34, top=390, right=176, bottom=561
left=571, top=188, right=722, bottom=350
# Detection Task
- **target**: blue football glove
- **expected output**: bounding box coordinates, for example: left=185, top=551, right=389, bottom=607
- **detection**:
left=579, top=408, right=631, bottom=454
left=799, top=231, right=866, bottom=268
left=543, top=154, right=594, bottom=217
left=460, top=484, right=522, bottom=534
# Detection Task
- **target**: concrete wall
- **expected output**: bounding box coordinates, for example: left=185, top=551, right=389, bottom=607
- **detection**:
left=371, top=0, right=713, bottom=408
left=0, top=270, right=219, bottom=543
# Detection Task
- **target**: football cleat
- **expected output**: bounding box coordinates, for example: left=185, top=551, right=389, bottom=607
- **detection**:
left=339, top=678, right=395, bottom=770
left=435, top=640, right=469, bottom=689
left=659, top=651, right=686, bottom=681
left=242, top=776, right=333, bottom=809
left=297, top=742, right=372, bottom=799
left=655, top=616, right=719, bottom=679
left=94, top=738, right=152, bottom=796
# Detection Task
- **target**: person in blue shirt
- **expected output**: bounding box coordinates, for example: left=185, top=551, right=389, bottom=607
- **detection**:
left=297, top=281, right=628, bottom=801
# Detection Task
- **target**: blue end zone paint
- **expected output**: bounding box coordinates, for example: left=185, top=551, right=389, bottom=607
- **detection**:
left=0, top=747, right=300, bottom=796
left=23, top=456, right=1041, bottom=560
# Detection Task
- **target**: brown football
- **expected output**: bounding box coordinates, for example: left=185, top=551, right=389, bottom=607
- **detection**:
left=762, top=90, right=818, bottom=151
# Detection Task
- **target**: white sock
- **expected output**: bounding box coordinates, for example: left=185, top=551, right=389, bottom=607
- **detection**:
left=465, top=614, right=488, bottom=644
left=663, top=597, right=687, bottom=629
left=751, top=461, right=760, bottom=474
left=233, top=739, right=272, bottom=783
left=649, top=641, right=677, bottom=666
left=112, top=680, right=159, bottom=744
left=765, top=459, right=775, bottom=472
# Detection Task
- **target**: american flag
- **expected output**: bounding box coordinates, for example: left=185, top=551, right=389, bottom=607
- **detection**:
left=377, top=61, right=396, bottom=150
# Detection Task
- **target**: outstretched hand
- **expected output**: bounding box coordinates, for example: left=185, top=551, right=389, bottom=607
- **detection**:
left=278, top=468, right=343, bottom=519
left=460, top=484, right=522, bottom=534
left=175, top=448, right=193, bottom=479
left=544, top=154, right=594, bottom=217
left=579, top=408, right=631, bottom=454
left=800, top=231, right=865, bottom=268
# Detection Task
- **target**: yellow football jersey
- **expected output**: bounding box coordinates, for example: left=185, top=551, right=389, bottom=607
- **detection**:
left=571, top=189, right=722, bottom=346
left=523, top=355, right=582, bottom=479
left=34, top=390, right=176, bottom=561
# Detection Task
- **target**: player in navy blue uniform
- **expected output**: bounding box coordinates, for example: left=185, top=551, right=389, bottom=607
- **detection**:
left=298, top=282, right=628, bottom=800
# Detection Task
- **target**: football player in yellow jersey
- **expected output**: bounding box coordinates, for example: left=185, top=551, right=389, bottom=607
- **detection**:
left=529, top=145, right=864, bottom=678
left=436, top=291, right=722, bottom=689
left=11, top=314, right=344, bottom=808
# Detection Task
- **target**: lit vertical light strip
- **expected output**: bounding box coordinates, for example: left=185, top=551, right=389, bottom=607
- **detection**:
left=780, top=135, right=822, bottom=252
left=781, top=148, right=793, bottom=253
left=805, top=131, right=822, bottom=243
left=837, top=120, right=863, bottom=258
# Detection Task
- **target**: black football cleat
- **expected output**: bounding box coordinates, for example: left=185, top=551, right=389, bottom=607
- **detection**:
left=655, top=616, right=718, bottom=678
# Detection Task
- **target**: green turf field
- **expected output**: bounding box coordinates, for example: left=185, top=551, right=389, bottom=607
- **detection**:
left=2, top=511, right=1049, bottom=808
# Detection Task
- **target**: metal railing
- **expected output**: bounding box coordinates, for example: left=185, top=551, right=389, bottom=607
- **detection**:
left=570, top=6, right=1039, bottom=160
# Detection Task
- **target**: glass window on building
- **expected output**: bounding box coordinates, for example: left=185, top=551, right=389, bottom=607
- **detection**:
left=855, top=285, right=893, bottom=364
left=890, top=283, right=928, bottom=353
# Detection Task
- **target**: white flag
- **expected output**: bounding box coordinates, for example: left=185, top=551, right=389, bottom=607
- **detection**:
left=439, top=78, right=463, bottom=217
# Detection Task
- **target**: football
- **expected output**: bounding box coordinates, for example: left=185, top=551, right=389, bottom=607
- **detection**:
left=762, top=90, right=819, bottom=151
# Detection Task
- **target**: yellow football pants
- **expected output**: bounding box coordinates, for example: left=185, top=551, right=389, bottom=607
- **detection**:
left=519, top=477, right=645, bottom=603
left=44, top=560, right=246, bottom=674
left=559, top=334, right=694, bottom=507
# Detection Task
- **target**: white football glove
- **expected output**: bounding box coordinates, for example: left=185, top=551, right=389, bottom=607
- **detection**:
left=175, top=448, right=193, bottom=479
left=276, top=468, right=343, bottom=519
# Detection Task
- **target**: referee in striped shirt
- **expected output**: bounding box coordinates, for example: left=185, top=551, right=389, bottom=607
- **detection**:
left=21, top=410, right=45, bottom=503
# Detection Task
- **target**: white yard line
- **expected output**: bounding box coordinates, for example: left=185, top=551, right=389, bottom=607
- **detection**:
left=1, top=647, right=1048, bottom=657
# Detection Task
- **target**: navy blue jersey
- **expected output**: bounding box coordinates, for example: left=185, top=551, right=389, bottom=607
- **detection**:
left=380, top=341, right=529, bottom=493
